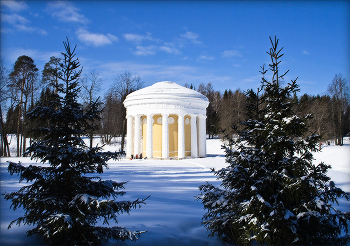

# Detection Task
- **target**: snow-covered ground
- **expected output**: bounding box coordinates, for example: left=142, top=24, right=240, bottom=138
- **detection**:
left=1, top=137, right=349, bottom=245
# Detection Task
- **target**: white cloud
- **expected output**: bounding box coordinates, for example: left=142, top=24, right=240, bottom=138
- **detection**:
left=2, top=13, right=47, bottom=35
left=46, top=1, right=88, bottom=24
left=123, top=32, right=158, bottom=44
left=2, top=13, right=30, bottom=25
left=15, top=24, right=34, bottom=32
left=134, top=46, right=157, bottom=56
left=302, top=50, right=309, bottom=55
left=159, top=46, right=180, bottom=55
left=3, top=48, right=60, bottom=68
left=241, top=74, right=261, bottom=84
left=76, top=29, right=118, bottom=47
left=198, top=55, right=214, bottom=61
left=180, top=31, right=202, bottom=45
left=98, top=61, right=232, bottom=88
left=222, top=50, right=242, bottom=58
left=1, top=1, right=28, bottom=12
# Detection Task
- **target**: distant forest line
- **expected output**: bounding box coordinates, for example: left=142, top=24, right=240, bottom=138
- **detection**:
left=0, top=55, right=349, bottom=157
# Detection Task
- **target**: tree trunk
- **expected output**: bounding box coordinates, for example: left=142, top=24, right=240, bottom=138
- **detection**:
left=0, top=105, right=11, bottom=157
left=1, top=134, right=11, bottom=157
left=339, top=106, right=343, bottom=145
left=89, top=130, right=93, bottom=149
left=16, top=102, right=22, bottom=156
left=22, top=99, right=28, bottom=154
left=17, top=81, right=25, bottom=156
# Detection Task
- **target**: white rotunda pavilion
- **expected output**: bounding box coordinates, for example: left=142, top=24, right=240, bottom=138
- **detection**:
left=123, top=81, right=209, bottom=159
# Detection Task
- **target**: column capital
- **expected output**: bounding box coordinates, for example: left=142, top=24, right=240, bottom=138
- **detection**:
left=177, top=113, right=185, bottom=120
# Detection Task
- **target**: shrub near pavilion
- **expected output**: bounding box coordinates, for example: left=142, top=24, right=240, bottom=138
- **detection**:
left=198, top=37, right=350, bottom=245
left=4, top=38, right=147, bottom=245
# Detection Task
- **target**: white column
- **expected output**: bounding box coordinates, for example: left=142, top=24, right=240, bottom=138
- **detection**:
left=178, top=114, right=185, bottom=159
left=162, top=113, right=169, bottom=159
left=126, top=115, right=134, bottom=158
left=146, top=114, right=153, bottom=158
left=134, top=114, right=141, bottom=157
left=198, top=115, right=206, bottom=157
left=190, top=114, right=198, bottom=158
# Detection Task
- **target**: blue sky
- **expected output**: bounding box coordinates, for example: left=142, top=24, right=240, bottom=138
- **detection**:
left=1, top=0, right=349, bottom=97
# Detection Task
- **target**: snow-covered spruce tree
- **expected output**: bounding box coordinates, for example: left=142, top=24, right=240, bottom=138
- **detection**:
left=198, top=37, right=350, bottom=245
left=4, top=38, right=147, bottom=245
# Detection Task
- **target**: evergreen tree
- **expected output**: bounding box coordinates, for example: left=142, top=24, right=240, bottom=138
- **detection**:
left=27, top=87, right=57, bottom=139
left=41, top=56, right=61, bottom=94
left=5, top=104, right=21, bottom=134
left=198, top=37, right=350, bottom=245
left=4, top=38, right=147, bottom=245
left=8, top=55, right=39, bottom=156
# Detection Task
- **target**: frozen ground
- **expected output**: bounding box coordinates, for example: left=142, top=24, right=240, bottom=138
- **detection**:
left=0, top=137, right=349, bottom=245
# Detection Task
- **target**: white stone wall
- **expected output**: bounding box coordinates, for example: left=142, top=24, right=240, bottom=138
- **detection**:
left=124, top=81, right=209, bottom=159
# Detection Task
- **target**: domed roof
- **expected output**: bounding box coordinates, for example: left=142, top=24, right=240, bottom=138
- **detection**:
left=125, top=81, right=208, bottom=102
left=123, top=81, right=209, bottom=116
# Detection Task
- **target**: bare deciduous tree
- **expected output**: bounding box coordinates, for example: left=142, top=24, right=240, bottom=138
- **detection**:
left=102, top=71, right=143, bottom=150
left=327, top=74, right=349, bottom=145
left=0, top=61, right=11, bottom=156
left=81, top=70, right=102, bottom=148
left=218, top=89, right=246, bottom=137
left=197, top=82, right=222, bottom=138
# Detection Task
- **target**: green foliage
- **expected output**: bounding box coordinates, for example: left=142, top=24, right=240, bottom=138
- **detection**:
left=198, top=37, right=350, bottom=245
left=41, top=56, right=61, bottom=92
left=4, top=38, right=147, bottom=245
left=9, top=55, right=39, bottom=86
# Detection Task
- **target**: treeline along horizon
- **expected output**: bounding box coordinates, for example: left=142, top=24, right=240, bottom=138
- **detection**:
left=0, top=55, right=349, bottom=157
